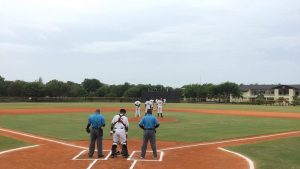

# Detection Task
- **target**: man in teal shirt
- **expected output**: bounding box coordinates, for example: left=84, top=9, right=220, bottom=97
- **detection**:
left=139, top=109, right=160, bottom=159
left=86, top=109, right=105, bottom=158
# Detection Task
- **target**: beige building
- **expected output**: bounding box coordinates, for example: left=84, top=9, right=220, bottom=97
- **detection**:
left=235, top=84, right=300, bottom=103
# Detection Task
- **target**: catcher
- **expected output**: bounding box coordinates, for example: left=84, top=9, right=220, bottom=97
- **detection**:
left=110, top=109, right=130, bottom=158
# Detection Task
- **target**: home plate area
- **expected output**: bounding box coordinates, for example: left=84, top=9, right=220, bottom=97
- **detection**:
left=72, top=150, right=112, bottom=161
left=72, top=150, right=164, bottom=169
left=127, top=151, right=164, bottom=162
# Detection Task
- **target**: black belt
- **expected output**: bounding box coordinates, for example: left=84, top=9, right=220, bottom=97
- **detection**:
left=144, top=128, right=155, bottom=130
left=92, top=127, right=101, bottom=129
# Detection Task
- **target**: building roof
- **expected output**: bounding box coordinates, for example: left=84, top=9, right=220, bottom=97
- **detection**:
left=289, top=85, right=300, bottom=89
left=240, top=84, right=300, bottom=91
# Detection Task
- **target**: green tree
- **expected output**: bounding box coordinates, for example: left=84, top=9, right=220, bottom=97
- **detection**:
left=23, top=81, right=45, bottom=97
left=66, top=81, right=87, bottom=97
left=123, top=86, right=141, bottom=98
left=82, top=79, right=103, bottom=93
left=45, top=80, right=70, bottom=97
left=0, top=75, right=6, bottom=96
left=7, top=80, right=27, bottom=96
left=214, top=82, right=241, bottom=103
left=96, top=85, right=110, bottom=97
left=109, top=85, right=123, bottom=97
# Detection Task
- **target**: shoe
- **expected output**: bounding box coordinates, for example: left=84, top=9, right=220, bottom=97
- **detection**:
left=153, top=157, right=158, bottom=160
left=98, top=155, right=104, bottom=158
left=111, top=154, right=116, bottom=158
left=123, top=154, right=129, bottom=158
left=140, top=156, right=144, bottom=159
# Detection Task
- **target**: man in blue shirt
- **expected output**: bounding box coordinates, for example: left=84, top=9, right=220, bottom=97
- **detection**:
left=86, top=109, right=105, bottom=158
left=139, top=109, right=160, bottom=159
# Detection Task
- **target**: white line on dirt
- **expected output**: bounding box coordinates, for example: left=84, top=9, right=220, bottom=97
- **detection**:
left=127, top=151, right=164, bottom=162
left=159, top=151, right=164, bottom=162
left=129, top=160, right=138, bottom=169
left=72, top=150, right=86, bottom=160
left=127, top=151, right=136, bottom=161
left=0, top=128, right=88, bottom=150
left=0, top=145, right=40, bottom=155
left=86, top=159, right=97, bottom=169
left=104, top=151, right=112, bottom=160
left=160, top=130, right=300, bottom=151
left=219, top=148, right=255, bottom=169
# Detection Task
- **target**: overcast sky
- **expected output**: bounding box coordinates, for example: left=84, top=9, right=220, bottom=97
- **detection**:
left=0, top=0, right=299, bottom=87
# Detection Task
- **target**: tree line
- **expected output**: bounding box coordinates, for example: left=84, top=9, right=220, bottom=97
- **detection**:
left=0, top=75, right=241, bottom=101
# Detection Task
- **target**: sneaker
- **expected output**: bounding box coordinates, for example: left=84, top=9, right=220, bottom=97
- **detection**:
left=98, top=155, right=104, bottom=158
left=140, top=156, right=144, bottom=159
left=123, top=154, right=129, bottom=158
left=111, top=154, right=116, bottom=158
left=153, top=157, right=158, bottom=160
left=88, top=155, right=93, bottom=158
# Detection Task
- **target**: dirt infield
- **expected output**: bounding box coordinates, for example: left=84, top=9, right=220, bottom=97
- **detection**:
left=1, top=128, right=300, bottom=169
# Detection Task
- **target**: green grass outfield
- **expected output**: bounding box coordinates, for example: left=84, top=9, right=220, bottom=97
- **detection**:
left=228, top=137, right=300, bottom=169
left=0, top=136, right=31, bottom=152
left=0, top=111, right=300, bottom=142
left=1, top=102, right=300, bottom=113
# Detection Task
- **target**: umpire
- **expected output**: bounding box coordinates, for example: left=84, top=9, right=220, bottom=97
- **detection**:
left=139, top=109, right=160, bottom=159
left=86, top=108, right=105, bottom=158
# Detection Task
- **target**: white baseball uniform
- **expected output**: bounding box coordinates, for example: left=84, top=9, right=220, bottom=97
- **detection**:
left=111, top=114, right=129, bottom=145
left=145, top=100, right=153, bottom=113
left=134, top=100, right=141, bottom=117
left=157, top=99, right=163, bottom=113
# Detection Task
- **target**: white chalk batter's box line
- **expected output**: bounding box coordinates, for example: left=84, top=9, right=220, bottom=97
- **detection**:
left=72, top=150, right=112, bottom=161
left=127, top=150, right=164, bottom=162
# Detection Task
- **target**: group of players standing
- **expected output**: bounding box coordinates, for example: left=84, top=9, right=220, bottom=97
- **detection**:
left=86, top=98, right=165, bottom=160
left=134, top=98, right=166, bottom=118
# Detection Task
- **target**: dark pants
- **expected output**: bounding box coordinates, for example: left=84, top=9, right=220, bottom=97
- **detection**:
left=141, top=130, right=157, bottom=158
left=89, top=128, right=103, bottom=157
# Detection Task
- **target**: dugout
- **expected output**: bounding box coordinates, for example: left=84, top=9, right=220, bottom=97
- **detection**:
left=141, top=91, right=181, bottom=103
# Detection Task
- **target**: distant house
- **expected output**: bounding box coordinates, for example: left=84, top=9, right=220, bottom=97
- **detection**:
left=233, top=84, right=300, bottom=103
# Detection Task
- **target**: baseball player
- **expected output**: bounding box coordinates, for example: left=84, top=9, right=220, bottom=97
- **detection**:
left=134, top=99, right=141, bottom=118
left=139, top=109, right=160, bottom=159
left=110, top=109, right=129, bottom=158
left=86, top=109, right=106, bottom=158
left=156, top=98, right=164, bottom=118
left=145, top=98, right=153, bottom=114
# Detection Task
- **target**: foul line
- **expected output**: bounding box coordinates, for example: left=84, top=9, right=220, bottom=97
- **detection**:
left=129, top=160, right=138, bottom=169
left=87, top=159, right=98, bottom=169
left=160, top=130, right=300, bottom=151
left=72, top=150, right=86, bottom=160
left=0, top=128, right=88, bottom=150
left=219, top=148, right=255, bottom=169
left=0, top=145, right=40, bottom=155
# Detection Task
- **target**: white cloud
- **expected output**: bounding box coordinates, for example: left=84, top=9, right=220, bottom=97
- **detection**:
left=0, top=42, right=41, bottom=55
left=0, top=27, right=18, bottom=39
left=0, top=0, right=300, bottom=85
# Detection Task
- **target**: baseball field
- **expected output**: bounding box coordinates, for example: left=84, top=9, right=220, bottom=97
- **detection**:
left=0, top=102, right=300, bottom=169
